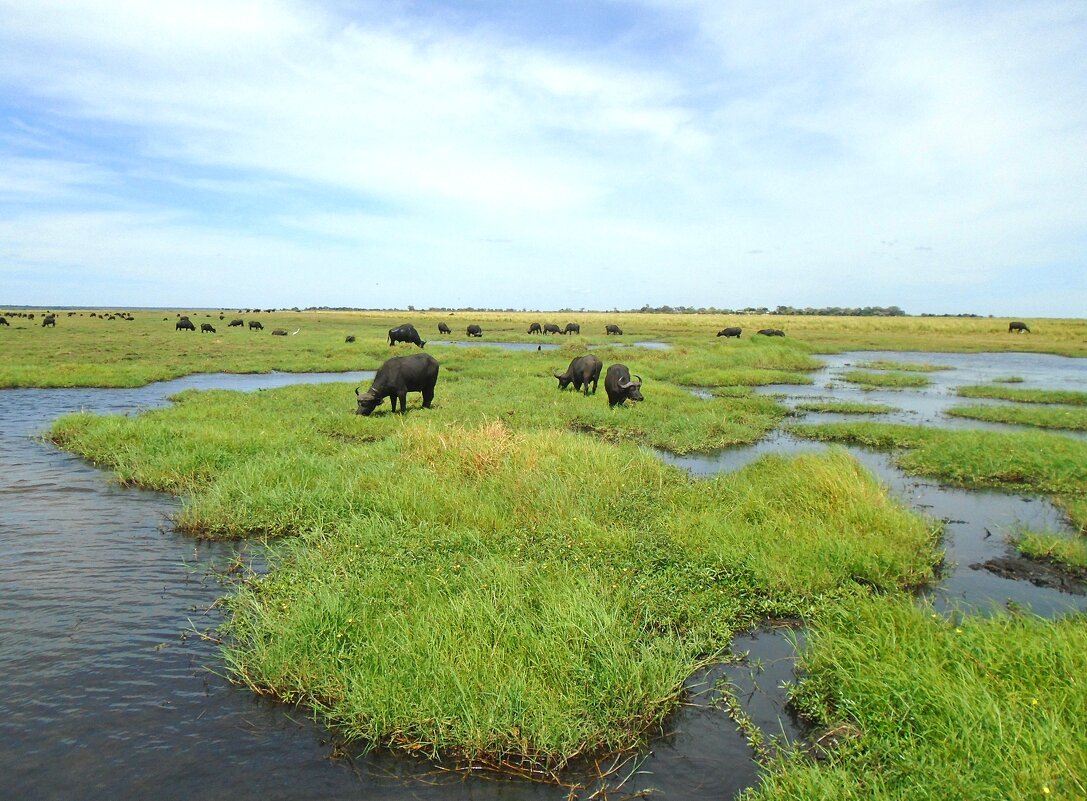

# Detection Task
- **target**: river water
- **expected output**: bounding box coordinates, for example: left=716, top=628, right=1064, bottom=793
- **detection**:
left=1, top=352, right=1084, bottom=799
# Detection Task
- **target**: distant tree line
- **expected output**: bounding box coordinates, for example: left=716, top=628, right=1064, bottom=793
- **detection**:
left=631, top=304, right=908, bottom=316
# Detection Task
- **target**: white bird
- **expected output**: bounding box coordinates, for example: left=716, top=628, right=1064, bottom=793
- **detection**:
left=290, top=328, right=300, bottom=335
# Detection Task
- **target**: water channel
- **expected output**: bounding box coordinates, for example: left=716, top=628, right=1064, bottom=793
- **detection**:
left=1, top=352, right=1084, bottom=799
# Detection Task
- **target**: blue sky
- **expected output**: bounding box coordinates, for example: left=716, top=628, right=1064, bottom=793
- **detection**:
left=2, top=0, right=1085, bottom=315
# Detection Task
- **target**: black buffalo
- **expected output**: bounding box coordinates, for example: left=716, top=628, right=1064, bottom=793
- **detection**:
left=249, top=320, right=264, bottom=331
left=271, top=329, right=288, bottom=336
left=41, top=314, right=56, bottom=327
left=717, top=327, right=742, bottom=338
left=466, top=324, right=483, bottom=337
left=605, top=324, right=623, bottom=335
left=562, top=323, right=581, bottom=335
left=355, top=353, right=439, bottom=416
left=345, top=335, right=356, bottom=343
left=543, top=323, right=561, bottom=335
left=437, top=322, right=451, bottom=334
left=527, top=322, right=542, bottom=334
left=228, top=318, right=244, bottom=327
left=1008, top=321, right=1031, bottom=333
left=388, top=323, right=425, bottom=348
left=604, top=364, right=644, bottom=407
left=0, top=316, right=8, bottom=326
left=757, top=328, right=785, bottom=337
left=201, top=323, right=216, bottom=333
left=554, top=354, right=602, bottom=395
left=176, top=319, right=196, bottom=331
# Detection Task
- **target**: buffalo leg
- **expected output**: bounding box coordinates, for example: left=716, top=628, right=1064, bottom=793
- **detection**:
left=421, top=387, right=434, bottom=408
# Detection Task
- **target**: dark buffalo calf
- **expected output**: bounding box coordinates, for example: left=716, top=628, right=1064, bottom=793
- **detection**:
left=356, top=353, right=439, bottom=415
left=1008, top=321, right=1031, bottom=333
left=437, top=322, right=451, bottom=334
left=466, top=324, right=483, bottom=337
left=605, top=324, right=623, bottom=335
left=388, top=323, right=425, bottom=348
left=554, top=354, right=602, bottom=395
left=717, top=327, right=742, bottom=338
left=201, top=323, right=216, bottom=333
left=604, top=364, right=643, bottom=407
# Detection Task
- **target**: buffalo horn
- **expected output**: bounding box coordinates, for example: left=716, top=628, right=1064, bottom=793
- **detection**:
left=634, top=375, right=642, bottom=384
left=355, top=386, right=361, bottom=396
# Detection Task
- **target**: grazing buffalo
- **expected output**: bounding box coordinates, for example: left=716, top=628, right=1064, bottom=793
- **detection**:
left=271, top=329, right=288, bottom=336
left=604, top=364, right=644, bottom=407
left=466, top=324, right=483, bottom=337
left=543, top=323, right=561, bottom=335
left=1008, top=321, right=1031, bottom=334
left=41, top=314, right=56, bottom=327
left=605, top=324, right=623, bottom=335
left=200, top=323, right=216, bottom=333
left=717, top=327, right=742, bottom=338
left=249, top=320, right=264, bottom=331
left=437, top=322, right=451, bottom=334
left=355, top=352, right=439, bottom=416
left=388, top=323, right=426, bottom=348
left=562, top=323, right=581, bottom=335
left=176, top=319, right=196, bottom=331
left=554, top=354, right=603, bottom=395
left=757, top=328, right=785, bottom=337
left=527, top=322, right=542, bottom=334
left=228, top=318, right=244, bottom=327
left=0, top=316, right=8, bottom=326
left=345, top=335, right=356, bottom=343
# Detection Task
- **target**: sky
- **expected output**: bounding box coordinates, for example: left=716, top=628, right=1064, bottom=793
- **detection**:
left=1, top=0, right=1085, bottom=316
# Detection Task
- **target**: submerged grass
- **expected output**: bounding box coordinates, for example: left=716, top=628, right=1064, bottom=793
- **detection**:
left=853, top=359, right=951, bottom=372
left=839, top=370, right=931, bottom=390
left=745, top=596, right=1087, bottom=801
left=946, top=403, right=1087, bottom=432
left=794, top=400, right=897, bottom=415
left=956, top=385, right=1087, bottom=406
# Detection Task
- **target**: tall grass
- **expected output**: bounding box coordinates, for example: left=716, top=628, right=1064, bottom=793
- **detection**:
left=839, top=370, right=931, bottom=390
left=946, top=403, right=1087, bottom=432
left=957, top=385, right=1087, bottom=406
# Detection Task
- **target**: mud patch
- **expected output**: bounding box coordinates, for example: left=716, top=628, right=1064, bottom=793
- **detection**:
left=970, top=556, right=1087, bottom=595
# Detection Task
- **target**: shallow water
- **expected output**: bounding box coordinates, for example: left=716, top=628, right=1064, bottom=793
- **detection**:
left=2, top=351, right=1083, bottom=799
left=430, top=339, right=560, bottom=351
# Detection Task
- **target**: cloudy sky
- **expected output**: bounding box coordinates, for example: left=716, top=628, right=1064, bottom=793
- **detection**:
left=2, top=1, right=1084, bottom=315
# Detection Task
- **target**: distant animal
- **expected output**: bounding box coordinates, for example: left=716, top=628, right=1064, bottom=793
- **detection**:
left=562, top=323, right=581, bottom=335
left=345, top=335, right=356, bottom=343
left=200, top=323, right=216, bottom=333
left=1008, top=321, right=1031, bottom=334
left=355, top=353, right=439, bottom=416
left=543, top=323, right=561, bottom=335
left=388, top=323, right=425, bottom=348
left=717, top=327, right=742, bottom=338
left=605, top=324, right=623, bottom=335
left=176, top=319, right=196, bottom=332
left=604, top=364, right=644, bottom=407
left=0, top=316, right=8, bottom=326
left=271, top=329, right=288, bottom=336
left=248, top=320, right=264, bottom=331
left=466, top=324, right=483, bottom=337
left=756, top=328, right=785, bottom=337
left=554, top=354, right=603, bottom=395
left=527, top=322, right=542, bottom=334
left=437, top=322, right=451, bottom=334
left=228, top=318, right=244, bottom=327
left=41, top=314, right=56, bottom=327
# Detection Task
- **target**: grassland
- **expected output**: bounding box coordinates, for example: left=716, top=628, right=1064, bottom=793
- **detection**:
left=946, top=403, right=1087, bottom=432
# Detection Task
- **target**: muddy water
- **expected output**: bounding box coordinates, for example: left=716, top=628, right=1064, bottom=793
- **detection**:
left=2, top=351, right=1083, bottom=799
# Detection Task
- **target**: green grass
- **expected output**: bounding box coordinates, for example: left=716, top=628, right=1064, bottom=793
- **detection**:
left=48, top=366, right=941, bottom=773
left=794, top=401, right=898, bottom=415
left=946, top=403, right=1087, bottom=432
left=839, top=370, right=932, bottom=390
left=744, top=596, right=1087, bottom=801
left=993, top=375, right=1025, bottom=383
left=853, top=360, right=951, bottom=372
left=1015, top=531, right=1087, bottom=571
left=956, top=385, right=1087, bottom=406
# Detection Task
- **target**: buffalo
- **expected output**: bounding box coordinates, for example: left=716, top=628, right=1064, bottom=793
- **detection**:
left=41, top=314, right=56, bottom=327
left=1008, top=321, right=1031, bottom=334
left=249, top=320, right=264, bottom=331
left=345, top=335, right=356, bottom=343
left=355, top=352, right=439, bottom=416
left=466, top=324, right=483, bottom=337
left=176, top=319, right=196, bottom=332
left=562, top=323, right=581, bottom=335
left=0, top=316, right=8, bottom=326
left=757, top=328, right=785, bottom=337
left=437, top=322, right=451, bottom=334
left=605, top=324, right=623, bottom=335
left=200, top=323, right=216, bottom=333
left=388, top=323, right=425, bottom=348
left=717, top=327, right=742, bottom=338
left=554, top=354, right=602, bottom=395
left=543, top=323, right=561, bottom=335
left=604, top=364, right=644, bottom=407
left=271, top=329, right=288, bottom=336
left=527, top=322, right=542, bottom=334
left=228, top=318, right=244, bottom=327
